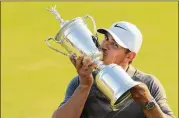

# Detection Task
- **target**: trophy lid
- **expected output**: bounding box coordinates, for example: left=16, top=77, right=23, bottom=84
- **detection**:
left=47, top=5, right=70, bottom=28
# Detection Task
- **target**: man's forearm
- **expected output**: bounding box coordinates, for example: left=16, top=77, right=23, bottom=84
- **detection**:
left=144, top=104, right=174, bottom=118
left=53, top=85, right=91, bottom=118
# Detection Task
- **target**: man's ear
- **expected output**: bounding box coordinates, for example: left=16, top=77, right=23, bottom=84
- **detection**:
left=127, top=52, right=136, bottom=62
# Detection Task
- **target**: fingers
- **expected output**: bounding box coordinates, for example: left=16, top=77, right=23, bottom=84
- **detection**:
left=82, top=58, right=91, bottom=70
left=82, top=58, right=97, bottom=72
left=132, top=83, right=146, bottom=90
left=88, top=61, right=98, bottom=71
left=69, top=53, right=77, bottom=66
left=69, top=54, right=97, bottom=72
left=76, top=55, right=84, bottom=70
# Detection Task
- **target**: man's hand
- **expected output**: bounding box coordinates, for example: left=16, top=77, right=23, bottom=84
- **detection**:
left=130, top=83, right=153, bottom=105
left=130, top=83, right=174, bottom=118
left=69, top=54, right=97, bottom=87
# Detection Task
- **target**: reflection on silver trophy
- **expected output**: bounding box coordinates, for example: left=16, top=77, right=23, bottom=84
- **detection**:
left=45, top=6, right=140, bottom=111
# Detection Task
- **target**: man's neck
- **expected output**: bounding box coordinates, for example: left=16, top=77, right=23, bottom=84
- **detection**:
left=121, top=64, right=129, bottom=71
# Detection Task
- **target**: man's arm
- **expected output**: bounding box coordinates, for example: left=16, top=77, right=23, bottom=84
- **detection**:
left=52, top=84, right=92, bottom=118
left=130, top=74, right=175, bottom=118
left=143, top=103, right=174, bottom=118
left=53, top=55, right=97, bottom=118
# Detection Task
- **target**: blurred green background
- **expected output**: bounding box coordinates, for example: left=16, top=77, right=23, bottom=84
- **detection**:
left=1, top=2, right=178, bottom=118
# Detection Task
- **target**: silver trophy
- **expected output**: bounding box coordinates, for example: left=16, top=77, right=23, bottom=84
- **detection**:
left=45, top=6, right=140, bottom=111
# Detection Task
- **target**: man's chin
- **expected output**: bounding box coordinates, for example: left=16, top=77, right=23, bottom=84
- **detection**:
left=101, top=59, right=112, bottom=65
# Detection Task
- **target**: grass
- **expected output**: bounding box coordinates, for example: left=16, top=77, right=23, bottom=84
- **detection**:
left=1, top=2, right=178, bottom=118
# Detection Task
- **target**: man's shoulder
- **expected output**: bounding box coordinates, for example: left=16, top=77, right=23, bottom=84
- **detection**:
left=133, top=67, right=159, bottom=84
left=132, top=66, right=167, bottom=98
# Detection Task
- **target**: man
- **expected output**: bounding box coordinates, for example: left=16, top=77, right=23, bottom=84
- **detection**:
left=52, top=21, right=175, bottom=118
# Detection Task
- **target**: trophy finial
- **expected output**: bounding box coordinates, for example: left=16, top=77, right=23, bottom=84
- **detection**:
left=47, top=5, right=65, bottom=24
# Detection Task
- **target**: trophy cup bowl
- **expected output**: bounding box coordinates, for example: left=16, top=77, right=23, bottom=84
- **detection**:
left=45, top=6, right=101, bottom=60
left=95, top=64, right=140, bottom=111
left=45, top=6, right=140, bottom=112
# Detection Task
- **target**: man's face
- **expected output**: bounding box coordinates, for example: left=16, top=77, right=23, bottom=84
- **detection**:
left=100, top=33, right=132, bottom=66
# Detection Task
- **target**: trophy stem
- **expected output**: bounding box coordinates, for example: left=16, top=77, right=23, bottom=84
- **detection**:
left=92, top=58, right=105, bottom=71
left=97, top=61, right=105, bottom=70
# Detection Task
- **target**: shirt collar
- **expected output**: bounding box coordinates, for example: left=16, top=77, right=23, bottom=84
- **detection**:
left=126, top=65, right=137, bottom=78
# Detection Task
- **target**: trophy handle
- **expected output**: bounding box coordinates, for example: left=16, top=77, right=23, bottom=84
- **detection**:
left=83, top=14, right=98, bottom=38
left=45, top=37, right=69, bottom=56
left=83, top=15, right=100, bottom=48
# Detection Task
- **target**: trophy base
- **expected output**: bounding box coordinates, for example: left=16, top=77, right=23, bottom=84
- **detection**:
left=111, top=90, right=134, bottom=111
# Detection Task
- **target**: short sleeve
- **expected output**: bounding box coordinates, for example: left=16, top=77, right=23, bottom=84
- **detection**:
left=59, top=76, right=79, bottom=107
left=144, top=75, right=174, bottom=117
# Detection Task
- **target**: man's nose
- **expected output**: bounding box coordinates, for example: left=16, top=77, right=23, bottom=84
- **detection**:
left=100, top=41, right=109, bottom=50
